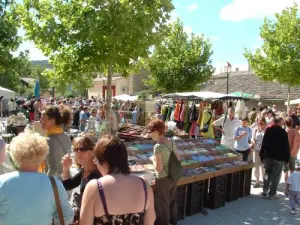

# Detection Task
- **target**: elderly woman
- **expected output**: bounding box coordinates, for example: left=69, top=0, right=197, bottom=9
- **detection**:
left=0, top=132, right=74, bottom=225
left=80, top=135, right=155, bottom=225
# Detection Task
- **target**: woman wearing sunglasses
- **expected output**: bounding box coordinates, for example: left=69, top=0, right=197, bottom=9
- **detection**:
left=61, top=134, right=101, bottom=222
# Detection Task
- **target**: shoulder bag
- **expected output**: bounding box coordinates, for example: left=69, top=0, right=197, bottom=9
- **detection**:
left=49, top=176, right=78, bottom=225
left=162, top=139, right=183, bottom=182
left=200, top=112, right=212, bottom=133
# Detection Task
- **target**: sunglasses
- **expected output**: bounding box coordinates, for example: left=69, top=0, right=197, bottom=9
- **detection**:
left=258, top=122, right=264, bottom=125
left=74, top=147, right=92, bottom=152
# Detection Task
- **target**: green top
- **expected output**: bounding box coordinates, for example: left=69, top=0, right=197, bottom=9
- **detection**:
left=153, top=140, right=177, bottom=179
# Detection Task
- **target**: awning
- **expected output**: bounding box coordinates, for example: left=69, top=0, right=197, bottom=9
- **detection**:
left=113, top=94, right=138, bottom=101
left=285, top=98, right=300, bottom=106
left=163, top=91, right=245, bottom=101
left=0, top=86, right=16, bottom=99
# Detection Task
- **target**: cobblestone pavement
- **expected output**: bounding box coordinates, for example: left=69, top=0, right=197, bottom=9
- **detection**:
left=179, top=177, right=300, bottom=225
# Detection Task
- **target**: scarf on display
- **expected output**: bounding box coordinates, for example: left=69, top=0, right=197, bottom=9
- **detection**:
left=38, top=125, right=64, bottom=173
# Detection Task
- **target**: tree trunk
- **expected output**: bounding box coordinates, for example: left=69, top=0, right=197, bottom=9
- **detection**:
left=287, top=84, right=291, bottom=108
left=105, top=64, right=113, bottom=134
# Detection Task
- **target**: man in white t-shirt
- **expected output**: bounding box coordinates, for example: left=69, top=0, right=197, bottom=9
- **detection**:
left=212, top=107, right=240, bottom=149
left=286, top=162, right=300, bottom=215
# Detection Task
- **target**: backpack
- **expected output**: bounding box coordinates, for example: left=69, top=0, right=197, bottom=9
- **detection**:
left=162, top=139, right=183, bottom=181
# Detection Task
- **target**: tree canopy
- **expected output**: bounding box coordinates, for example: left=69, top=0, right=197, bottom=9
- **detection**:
left=16, top=0, right=174, bottom=89
left=145, top=19, right=214, bottom=93
left=0, top=0, right=26, bottom=91
left=244, top=4, right=300, bottom=97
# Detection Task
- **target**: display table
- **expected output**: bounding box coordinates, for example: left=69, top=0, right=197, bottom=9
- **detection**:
left=126, top=137, right=255, bottom=222
left=6, top=125, right=26, bottom=136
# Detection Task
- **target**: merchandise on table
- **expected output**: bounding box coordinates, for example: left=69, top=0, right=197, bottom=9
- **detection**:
left=118, top=124, right=148, bottom=135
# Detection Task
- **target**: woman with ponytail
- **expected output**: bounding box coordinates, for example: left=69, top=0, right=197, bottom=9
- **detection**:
left=40, top=105, right=72, bottom=177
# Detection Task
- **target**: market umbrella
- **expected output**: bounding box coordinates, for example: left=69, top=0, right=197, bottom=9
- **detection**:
left=34, top=77, right=40, bottom=98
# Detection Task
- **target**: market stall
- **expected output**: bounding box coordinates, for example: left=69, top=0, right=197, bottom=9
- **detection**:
left=159, top=91, right=248, bottom=139
left=127, top=137, right=254, bottom=220
left=0, top=86, right=16, bottom=99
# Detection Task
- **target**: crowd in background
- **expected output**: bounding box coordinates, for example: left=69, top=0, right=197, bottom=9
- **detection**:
left=213, top=103, right=300, bottom=214
left=0, top=95, right=139, bottom=133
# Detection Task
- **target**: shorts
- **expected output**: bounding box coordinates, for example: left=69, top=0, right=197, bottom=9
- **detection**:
left=283, top=157, right=296, bottom=172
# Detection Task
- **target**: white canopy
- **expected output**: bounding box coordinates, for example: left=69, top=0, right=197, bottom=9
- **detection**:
left=113, top=94, right=138, bottom=101
left=163, top=91, right=242, bottom=100
left=285, top=98, right=300, bottom=106
left=0, top=86, right=16, bottom=99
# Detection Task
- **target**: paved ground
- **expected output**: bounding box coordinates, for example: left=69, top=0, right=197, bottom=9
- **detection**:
left=180, top=175, right=300, bottom=225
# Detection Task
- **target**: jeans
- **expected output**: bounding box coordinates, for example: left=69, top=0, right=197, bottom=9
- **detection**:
left=263, top=158, right=284, bottom=196
left=154, top=177, right=178, bottom=225
left=289, top=190, right=300, bottom=209
left=236, top=149, right=250, bottom=161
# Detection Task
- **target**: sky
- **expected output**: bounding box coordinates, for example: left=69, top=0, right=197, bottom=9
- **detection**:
left=16, top=0, right=300, bottom=73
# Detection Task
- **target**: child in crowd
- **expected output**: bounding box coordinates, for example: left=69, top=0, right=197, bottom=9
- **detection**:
left=285, top=161, right=300, bottom=215
left=234, top=116, right=252, bottom=161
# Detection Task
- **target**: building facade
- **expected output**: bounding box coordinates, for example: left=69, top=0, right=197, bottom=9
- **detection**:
left=88, top=69, right=149, bottom=99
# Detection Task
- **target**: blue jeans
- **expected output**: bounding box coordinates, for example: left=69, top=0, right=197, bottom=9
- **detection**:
left=263, top=158, right=284, bottom=196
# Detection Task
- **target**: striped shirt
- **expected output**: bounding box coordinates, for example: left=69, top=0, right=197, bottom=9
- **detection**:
left=153, top=140, right=177, bottom=179
left=288, top=171, right=300, bottom=192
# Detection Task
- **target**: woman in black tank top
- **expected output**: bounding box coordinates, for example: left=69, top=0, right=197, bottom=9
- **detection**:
left=80, top=135, right=156, bottom=225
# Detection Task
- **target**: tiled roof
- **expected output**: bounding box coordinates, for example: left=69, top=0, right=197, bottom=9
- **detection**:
left=202, top=71, right=300, bottom=100
left=20, top=77, right=35, bottom=86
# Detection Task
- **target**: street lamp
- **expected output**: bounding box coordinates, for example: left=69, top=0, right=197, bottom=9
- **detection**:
left=224, top=63, right=232, bottom=94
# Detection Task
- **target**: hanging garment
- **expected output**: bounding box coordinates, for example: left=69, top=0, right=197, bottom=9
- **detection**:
left=163, top=106, right=169, bottom=121
left=166, top=106, right=173, bottom=121
left=200, top=110, right=215, bottom=139
left=179, top=103, right=186, bottom=122
left=190, top=104, right=198, bottom=121
left=178, top=101, right=184, bottom=122
left=189, top=121, right=198, bottom=136
left=174, top=101, right=180, bottom=121
left=197, top=102, right=205, bottom=125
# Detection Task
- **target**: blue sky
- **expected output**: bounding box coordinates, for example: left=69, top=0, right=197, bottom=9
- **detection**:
left=17, top=0, right=300, bottom=73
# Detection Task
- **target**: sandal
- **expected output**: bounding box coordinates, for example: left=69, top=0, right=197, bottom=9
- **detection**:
left=254, top=183, right=260, bottom=188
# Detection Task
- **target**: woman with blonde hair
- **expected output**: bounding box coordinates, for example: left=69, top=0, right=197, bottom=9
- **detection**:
left=0, top=132, right=74, bottom=224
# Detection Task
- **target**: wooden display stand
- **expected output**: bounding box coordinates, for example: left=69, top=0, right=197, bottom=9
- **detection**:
left=126, top=138, right=254, bottom=222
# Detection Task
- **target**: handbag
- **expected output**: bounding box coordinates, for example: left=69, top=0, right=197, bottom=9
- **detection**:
left=49, top=176, right=78, bottom=225
left=162, top=140, right=183, bottom=182
left=200, top=112, right=212, bottom=133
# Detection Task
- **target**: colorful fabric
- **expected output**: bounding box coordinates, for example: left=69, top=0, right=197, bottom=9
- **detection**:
left=174, top=101, right=180, bottom=121
left=166, top=106, right=173, bottom=121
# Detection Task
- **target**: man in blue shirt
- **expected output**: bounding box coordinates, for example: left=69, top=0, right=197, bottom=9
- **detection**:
left=79, top=106, right=89, bottom=131
left=234, top=116, right=252, bottom=161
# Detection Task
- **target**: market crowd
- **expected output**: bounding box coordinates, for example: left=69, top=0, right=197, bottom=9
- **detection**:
left=0, top=95, right=179, bottom=225
left=0, top=97, right=300, bottom=224
left=213, top=104, right=300, bottom=214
